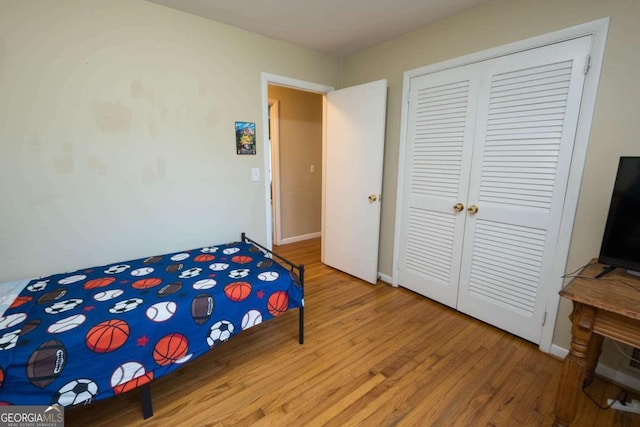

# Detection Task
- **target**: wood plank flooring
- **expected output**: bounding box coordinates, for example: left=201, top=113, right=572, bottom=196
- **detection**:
left=67, top=238, right=640, bottom=426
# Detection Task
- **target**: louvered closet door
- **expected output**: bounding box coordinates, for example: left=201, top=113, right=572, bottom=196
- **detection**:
left=456, top=36, right=591, bottom=343
left=397, top=65, right=479, bottom=308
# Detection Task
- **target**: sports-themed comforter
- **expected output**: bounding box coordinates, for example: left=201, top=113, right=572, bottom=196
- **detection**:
left=0, top=240, right=302, bottom=407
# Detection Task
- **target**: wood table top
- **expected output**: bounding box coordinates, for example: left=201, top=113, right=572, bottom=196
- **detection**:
left=560, top=260, right=640, bottom=320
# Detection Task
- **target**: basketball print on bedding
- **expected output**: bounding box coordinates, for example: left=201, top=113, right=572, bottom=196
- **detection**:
left=153, top=333, right=189, bottom=366
left=267, top=291, right=289, bottom=317
left=9, top=296, right=32, bottom=309
left=131, top=277, right=162, bottom=290
left=231, top=255, right=252, bottom=265
left=224, top=282, right=252, bottom=302
left=83, top=277, right=116, bottom=290
left=85, top=319, right=130, bottom=353
left=193, top=254, right=215, bottom=262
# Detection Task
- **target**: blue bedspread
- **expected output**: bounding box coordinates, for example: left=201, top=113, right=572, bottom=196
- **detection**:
left=0, top=240, right=302, bottom=406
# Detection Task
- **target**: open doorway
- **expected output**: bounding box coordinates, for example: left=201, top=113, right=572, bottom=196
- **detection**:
left=268, top=85, right=323, bottom=246
left=260, top=74, right=334, bottom=250
left=267, top=85, right=323, bottom=246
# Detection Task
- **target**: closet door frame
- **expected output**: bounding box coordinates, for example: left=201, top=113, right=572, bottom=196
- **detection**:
left=393, top=17, right=609, bottom=353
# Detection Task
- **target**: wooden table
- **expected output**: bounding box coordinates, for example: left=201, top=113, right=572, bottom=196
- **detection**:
left=553, top=261, right=640, bottom=426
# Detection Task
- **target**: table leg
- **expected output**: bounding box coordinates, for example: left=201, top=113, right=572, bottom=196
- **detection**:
left=553, top=303, right=596, bottom=427
left=583, top=333, right=604, bottom=386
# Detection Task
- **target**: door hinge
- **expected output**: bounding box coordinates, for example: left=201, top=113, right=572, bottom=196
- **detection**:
left=542, top=310, right=547, bottom=326
left=584, top=55, right=591, bottom=75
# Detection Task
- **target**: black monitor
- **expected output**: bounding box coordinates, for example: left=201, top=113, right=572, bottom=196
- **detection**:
left=598, top=156, right=640, bottom=275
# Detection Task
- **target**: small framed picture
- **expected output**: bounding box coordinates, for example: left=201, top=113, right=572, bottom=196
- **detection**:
left=235, top=121, right=256, bottom=155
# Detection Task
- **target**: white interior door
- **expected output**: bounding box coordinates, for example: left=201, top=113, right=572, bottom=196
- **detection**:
left=323, top=79, right=387, bottom=284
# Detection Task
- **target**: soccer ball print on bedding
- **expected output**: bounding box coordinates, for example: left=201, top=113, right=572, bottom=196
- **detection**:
left=207, top=320, right=234, bottom=347
left=53, top=378, right=99, bottom=406
left=228, top=268, right=250, bottom=279
left=0, top=330, right=21, bottom=351
left=109, top=298, right=143, bottom=314
left=44, top=299, right=83, bottom=315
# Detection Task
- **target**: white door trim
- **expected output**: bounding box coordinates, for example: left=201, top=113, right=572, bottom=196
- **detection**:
left=260, top=73, right=334, bottom=250
left=269, top=99, right=282, bottom=245
left=392, top=17, right=609, bottom=353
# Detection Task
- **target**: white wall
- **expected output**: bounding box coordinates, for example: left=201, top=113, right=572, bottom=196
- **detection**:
left=0, top=0, right=341, bottom=281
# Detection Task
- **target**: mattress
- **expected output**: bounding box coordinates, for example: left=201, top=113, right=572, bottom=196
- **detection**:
left=0, top=239, right=303, bottom=407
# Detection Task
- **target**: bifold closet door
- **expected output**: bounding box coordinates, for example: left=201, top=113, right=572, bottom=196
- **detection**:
left=456, top=36, right=591, bottom=343
left=396, top=64, right=480, bottom=308
left=397, top=35, right=591, bottom=343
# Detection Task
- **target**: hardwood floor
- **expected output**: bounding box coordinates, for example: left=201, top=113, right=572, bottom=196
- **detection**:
left=68, top=238, right=639, bottom=426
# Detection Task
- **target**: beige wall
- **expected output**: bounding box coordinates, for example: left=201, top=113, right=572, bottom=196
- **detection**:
left=342, top=0, right=640, bottom=369
left=0, top=0, right=341, bottom=281
left=3, top=0, right=639, bottom=375
left=268, top=85, right=322, bottom=241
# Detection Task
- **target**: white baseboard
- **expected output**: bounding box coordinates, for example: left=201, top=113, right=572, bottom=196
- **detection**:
left=550, top=344, right=640, bottom=392
left=378, top=272, right=392, bottom=284
left=550, top=344, right=570, bottom=360
left=278, top=232, right=321, bottom=245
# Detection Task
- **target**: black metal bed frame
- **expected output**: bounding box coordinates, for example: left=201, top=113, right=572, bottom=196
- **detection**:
left=138, top=233, right=305, bottom=419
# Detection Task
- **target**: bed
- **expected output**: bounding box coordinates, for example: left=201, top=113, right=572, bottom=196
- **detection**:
left=0, top=233, right=304, bottom=418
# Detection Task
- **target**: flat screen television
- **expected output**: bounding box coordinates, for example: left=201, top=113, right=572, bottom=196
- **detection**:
left=598, top=156, right=640, bottom=275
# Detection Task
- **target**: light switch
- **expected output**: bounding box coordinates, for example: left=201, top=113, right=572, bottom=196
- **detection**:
left=310, top=164, right=315, bottom=173
left=251, top=167, right=260, bottom=181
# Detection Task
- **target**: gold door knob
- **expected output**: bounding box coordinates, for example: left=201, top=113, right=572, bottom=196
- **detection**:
left=467, top=205, right=478, bottom=215
left=453, top=203, right=464, bottom=213
left=368, top=194, right=378, bottom=203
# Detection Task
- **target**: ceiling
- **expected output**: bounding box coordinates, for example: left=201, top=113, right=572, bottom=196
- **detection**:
left=146, top=0, right=490, bottom=57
